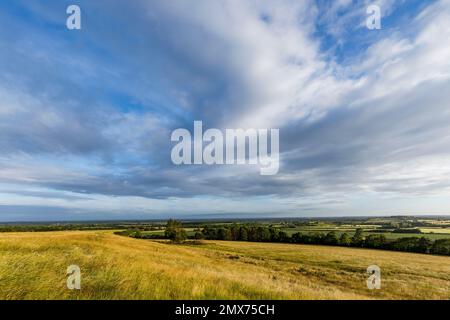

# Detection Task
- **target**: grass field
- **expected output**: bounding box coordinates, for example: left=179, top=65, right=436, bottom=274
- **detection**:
left=0, top=231, right=449, bottom=300
left=420, top=228, right=450, bottom=234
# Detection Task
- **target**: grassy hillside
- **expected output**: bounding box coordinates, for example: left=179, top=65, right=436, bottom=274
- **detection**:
left=0, top=231, right=449, bottom=300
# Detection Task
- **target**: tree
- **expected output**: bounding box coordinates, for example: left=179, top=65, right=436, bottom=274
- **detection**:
left=269, top=228, right=280, bottom=242
left=310, top=233, right=324, bottom=244
left=255, top=227, right=271, bottom=242
left=417, top=237, right=432, bottom=253
left=278, top=231, right=289, bottom=243
left=364, top=234, right=386, bottom=248
left=431, top=239, right=450, bottom=255
left=352, top=228, right=364, bottom=246
left=238, top=227, right=248, bottom=241
left=324, top=231, right=339, bottom=245
left=339, top=233, right=351, bottom=246
left=291, top=232, right=303, bottom=243
left=165, top=219, right=186, bottom=243
left=194, top=232, right=204, bottom=240
left=201, top=226, right=217, bottom=240
left=230, top=224, right=240, bottom=241
left=390, top=237, right=422, bottom=252
left=217, top=228, right=232, bottom=240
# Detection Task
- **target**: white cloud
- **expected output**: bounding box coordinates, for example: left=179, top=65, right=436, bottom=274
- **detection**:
left=1, top=0, right=450, bottom=219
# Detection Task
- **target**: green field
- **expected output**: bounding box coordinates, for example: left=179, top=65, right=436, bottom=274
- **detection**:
left=279, top=226, right=450, bottom=240
left=0, top=230, right=449, bottom=300
left=420, top=228, right=450, bottom=234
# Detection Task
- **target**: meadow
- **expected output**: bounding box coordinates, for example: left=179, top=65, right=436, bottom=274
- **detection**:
left=0, top=230, right=449, bottom=300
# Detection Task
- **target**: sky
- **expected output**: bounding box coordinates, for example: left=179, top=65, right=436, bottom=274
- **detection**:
left=0, top=0, right=450, bottom=221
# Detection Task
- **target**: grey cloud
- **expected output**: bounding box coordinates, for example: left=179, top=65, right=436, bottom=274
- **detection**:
left=0, top=0, right=450, bottom=219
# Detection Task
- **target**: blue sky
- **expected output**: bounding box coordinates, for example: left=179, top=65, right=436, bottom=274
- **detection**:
left=0, top=0, right=450, bottom=221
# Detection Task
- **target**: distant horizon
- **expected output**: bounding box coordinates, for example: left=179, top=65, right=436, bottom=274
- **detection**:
left=1, top=213, right=450, bottom=224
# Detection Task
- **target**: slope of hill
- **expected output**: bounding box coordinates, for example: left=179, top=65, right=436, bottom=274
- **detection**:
left=0, top=231, right=448, bottom=300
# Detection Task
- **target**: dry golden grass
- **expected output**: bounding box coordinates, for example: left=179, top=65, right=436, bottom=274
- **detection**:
left=0, top=230, right=449, bottom=300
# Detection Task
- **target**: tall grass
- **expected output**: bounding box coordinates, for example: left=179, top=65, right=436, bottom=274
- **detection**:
left=0, top=231, right=448, bottom=300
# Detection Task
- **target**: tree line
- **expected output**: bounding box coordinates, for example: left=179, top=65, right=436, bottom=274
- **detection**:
left=119, top=221, right=450, bottom=256
left=198, top=224, right=450, bottom=256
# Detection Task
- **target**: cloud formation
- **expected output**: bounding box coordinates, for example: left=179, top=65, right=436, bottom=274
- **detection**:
left=0, top=0, right=449, bottom=220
